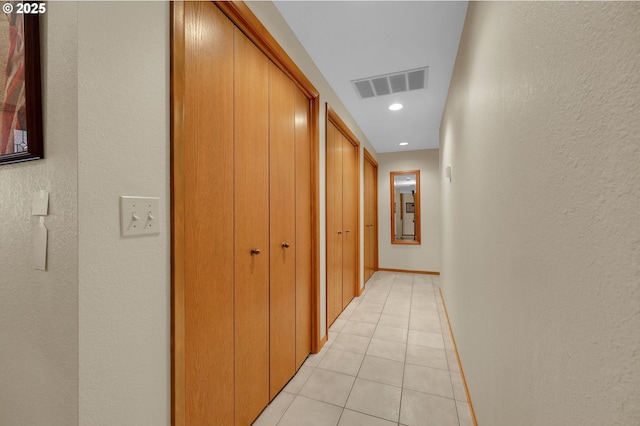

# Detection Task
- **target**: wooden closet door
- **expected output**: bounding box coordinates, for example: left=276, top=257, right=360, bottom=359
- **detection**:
left=364, top=154, right=377, bottom=282
left=326, top=121, right=343, bottom=326
left=269, top=62, right=297, bottom=399
left=364, top=157, right=371, bottom=281
left=234, top=27, right=270, bottom=426
left=341, top=137, right=357, bottom=308
left=294, top=86, right=311, bottom=369
left=183, top=3, right=235, bottom=424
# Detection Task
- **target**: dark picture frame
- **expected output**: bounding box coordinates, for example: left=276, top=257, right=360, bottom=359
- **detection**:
left=406, top=202, right=415, bottom=213
left=0, top=8, right=43, bottom=165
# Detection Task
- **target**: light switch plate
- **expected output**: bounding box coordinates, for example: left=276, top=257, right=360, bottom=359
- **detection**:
left=120, top=196, right=160, bottom=237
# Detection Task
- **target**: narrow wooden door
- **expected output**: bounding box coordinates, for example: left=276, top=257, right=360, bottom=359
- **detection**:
left=183, top=3, right=235, bottom=424
left=294, top=86, right=312, bottom=369
left=234, top=27, right=270, bottom=426
left=341, top=136, right=358, bottom=308
left=364, top=155, right=371, bottom=281
left=269, top=62, right=297, bottom=399
left=364, top=150, right=378, bottom=282
left=326, top=121, right=343, bottom=326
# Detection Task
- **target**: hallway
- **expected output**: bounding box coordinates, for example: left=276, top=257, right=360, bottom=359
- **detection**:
left=254, top=272, right=473, bottom=426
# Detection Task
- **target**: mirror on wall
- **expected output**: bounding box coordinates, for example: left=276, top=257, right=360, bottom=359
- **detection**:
left=390, top=170, right=420, bottom=245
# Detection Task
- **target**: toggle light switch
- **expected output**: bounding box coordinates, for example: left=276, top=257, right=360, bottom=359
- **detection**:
left=120, top=196, right=160, bottom=237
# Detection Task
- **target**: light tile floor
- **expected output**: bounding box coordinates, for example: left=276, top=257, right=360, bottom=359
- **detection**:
left=253, top=272, right=474, bottom=426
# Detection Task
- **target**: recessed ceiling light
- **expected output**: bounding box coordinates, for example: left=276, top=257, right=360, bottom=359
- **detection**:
left=388, top=103, right=403, bottom=111
left=399, top=142, right=409, bottom=146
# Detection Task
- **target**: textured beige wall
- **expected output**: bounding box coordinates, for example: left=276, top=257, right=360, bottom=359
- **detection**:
left=441, top=2, right=640, bottom=424
left=78, top=3, right=170, bottom=425
left=378, top=149, right=440, bottom=272
left=0, top=3, right=78, bottom=425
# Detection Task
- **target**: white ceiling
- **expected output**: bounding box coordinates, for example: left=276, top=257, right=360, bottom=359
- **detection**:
left=274, top=1, right=468, bottom=153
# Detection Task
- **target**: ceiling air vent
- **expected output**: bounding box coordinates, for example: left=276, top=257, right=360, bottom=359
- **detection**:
left=352, top=67, right=429, bottom=99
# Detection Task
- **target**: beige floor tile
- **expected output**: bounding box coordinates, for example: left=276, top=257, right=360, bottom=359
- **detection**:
left=345, top=378, right=401, bottom=422
left=299, top=369, right=356, bottom=407
left=393, top=275, right=414, bottom=285
left=317, top=348, right=365, bottom=376
left=330, top=318, right=348, bottom=333
left=399, top=389, right=458, bottom=426
left=385, top=297, right=411, bottom=308
left=337, top=307, right=355, bottom=321
left=253, top=391, right=295, bottom=426
left=446, top=351, right=460, bottom=373
left=377, top=313, right=410, bottom=329
left=410, top=310, right=440, bottom=323
left=363, top=294, right=389, bottom=304
left=366, top=338, right=406, bottom=362
left=338, top=409, right=396, bottom=426
left=331, top=333, right=371, bottom=354
left=456, top=400, right=474, bottom=426
left=284, top=365, right=314, bottom=394
left=450, top=371, right=467, bottom=402
left=357, top=355, right=404, bottom=387
left=403, top=364, right=454, bottom=398
left=356, top=302, right=384, bottom=313
left=326, top=331, right=337, bottom=347
left=382, top=304, right=411, bottom=318
left=405, top=345, right=449, bottom=370
left=349, top=309, right=382, bottom=324
left=277, top=395, right=343, bottom=426
left=304, top=345, right=329, bottom=367
left=341, top=320, right=376, bottom=338
left=409, top=316, right=442, bottom=333
left=373, top=324, right=408, bottom=344
left=407, top=330, right=445, bottom=350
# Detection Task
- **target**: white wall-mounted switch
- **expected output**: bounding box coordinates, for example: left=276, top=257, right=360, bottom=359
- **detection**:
left=120, top=196, right=160, bottom=237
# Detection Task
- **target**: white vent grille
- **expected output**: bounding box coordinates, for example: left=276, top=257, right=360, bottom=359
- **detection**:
left=352, top=67, right=429, bottom=99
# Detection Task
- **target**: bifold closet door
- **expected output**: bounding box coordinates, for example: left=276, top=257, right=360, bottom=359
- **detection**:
left=364, top=154, right=377, bottom=282
left=269, top=62, right=297, bottom=399
left=234, top=27, right=270, bottom=426
left=183, top=3, right=235, bottom=424
left=179, top=3, right=317, bottom=425
left=326, top=121, right=343, bottom=326
left=341, top=136, right=358, bottom=308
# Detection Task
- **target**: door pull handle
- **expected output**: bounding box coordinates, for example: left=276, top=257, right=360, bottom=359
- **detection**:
left=281, top=242, right=290, bottom=248
left=250, top=248, right=261, bottom=255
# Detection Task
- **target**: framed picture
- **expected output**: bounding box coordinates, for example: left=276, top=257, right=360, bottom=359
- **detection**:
left=406, top=202, right=415, bottom=213
left=0, top=5, right=43, bottom=165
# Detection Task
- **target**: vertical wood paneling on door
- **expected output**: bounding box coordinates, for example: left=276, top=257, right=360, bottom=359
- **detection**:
left=364, top=157, right=371, bottom=281
left=294, top=87, right=312, bottom=369
left=269, top=62, right=297, bottom=399
left=183, top=3, right=234, bottom=424
left=334, top=131, right=344, bottom=316
left=325, top=121, right=338, bottom=326
left=364, top=150, right=378, bottom=283
left=234, top=27, right=270, bottom=426
left=341, top=137, right=357, bottom=307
